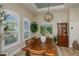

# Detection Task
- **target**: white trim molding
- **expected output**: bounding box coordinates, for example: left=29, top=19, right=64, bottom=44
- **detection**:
left=38, top=5, right=65, bottom=11
left=31, top=4, right=65, bottom=12
left=1, top=9, right=20, bottom=51
left=22, top=17, right=30, bottom=42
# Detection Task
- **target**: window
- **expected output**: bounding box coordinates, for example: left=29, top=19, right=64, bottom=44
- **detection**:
left=23, top=17, right=30, bottom=41
left=1, top=9, right=20, bottom=50
left=40, top=24, right=52, bottom=36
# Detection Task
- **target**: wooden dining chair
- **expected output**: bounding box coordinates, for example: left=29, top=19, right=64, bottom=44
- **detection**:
left=0, top=54, right=6, bottom=56
left=44, top=51, right=56, bottom=56
left=44, top=47, right=57, bottom=56
left=23, top=38, right=35, bottom=56
left=25, top=37, right=38, bottom=46
left=29, top=49, right=44, bottom=56
left=21, top=46, right=30, bottom=56
left=24, top=37, right=40, bottom=56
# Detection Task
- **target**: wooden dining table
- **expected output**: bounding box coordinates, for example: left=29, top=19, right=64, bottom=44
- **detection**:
left=23, top=37, right=57, bottom=56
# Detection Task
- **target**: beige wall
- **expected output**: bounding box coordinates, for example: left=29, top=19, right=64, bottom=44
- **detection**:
left=69, top=7, right=79, bottom=47
left=0, top=3, right=33, bottom=55
left=31, top=9, right=69, bottom=37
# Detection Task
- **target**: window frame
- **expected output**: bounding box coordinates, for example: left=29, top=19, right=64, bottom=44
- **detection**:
left=23, top=17, right=30, bottom=41
left=1, top=9, right=20, bottom=51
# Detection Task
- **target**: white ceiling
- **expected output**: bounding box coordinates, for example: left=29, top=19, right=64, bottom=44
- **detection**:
left=21, top=3, right=79, bottom=15
left=20, top=3, right=38, bottom=15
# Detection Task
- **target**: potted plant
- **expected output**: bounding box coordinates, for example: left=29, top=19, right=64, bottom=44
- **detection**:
left=53, top=35, right=58, bottom=44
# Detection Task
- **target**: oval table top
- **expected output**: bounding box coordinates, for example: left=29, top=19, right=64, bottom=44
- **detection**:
left=27, top=38, right=57, bottom=56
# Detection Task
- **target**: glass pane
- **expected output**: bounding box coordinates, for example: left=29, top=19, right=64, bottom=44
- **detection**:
left=4, top=23, right=18, bottom=32
left=4, top=13, right=18, bottom=32
left=4, top=32, right=18, bottom=46
left=24, top=21, right=29, bottom=31
left=24, top=31, right=29, bottom=39
left=6, top=15, right=17, bottom=23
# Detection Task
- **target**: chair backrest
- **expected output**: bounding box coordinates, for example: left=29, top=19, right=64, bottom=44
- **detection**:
left=0, top=54, right=6, bottom=56
left=29, top=49, right=44, bottom=56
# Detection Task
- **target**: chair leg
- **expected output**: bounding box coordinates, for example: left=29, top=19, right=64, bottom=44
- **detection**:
left=26, top=51, right=30, bottom=56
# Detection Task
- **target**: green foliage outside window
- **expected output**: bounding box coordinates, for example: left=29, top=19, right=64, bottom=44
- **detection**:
left=30, top=22, right=38, bottom=33
left=40, top=24, right=52, bottom=36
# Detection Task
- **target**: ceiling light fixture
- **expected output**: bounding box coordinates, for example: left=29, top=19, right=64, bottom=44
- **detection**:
left=44, top=3, right=53, bottom=22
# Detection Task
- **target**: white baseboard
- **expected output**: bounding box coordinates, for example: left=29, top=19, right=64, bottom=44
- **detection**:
left=69, top=44, right=72, bottom=48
